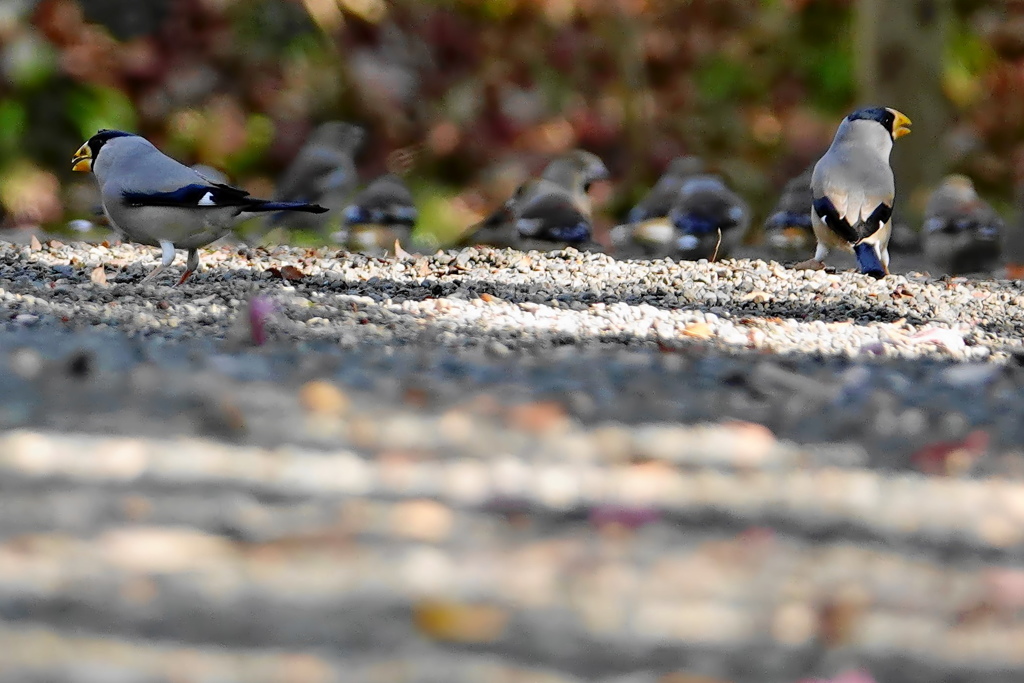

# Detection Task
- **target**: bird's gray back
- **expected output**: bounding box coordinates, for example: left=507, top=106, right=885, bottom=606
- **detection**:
left=812, top=140, right=894, bottom=200
left=95, top=137, right=211, bottom=195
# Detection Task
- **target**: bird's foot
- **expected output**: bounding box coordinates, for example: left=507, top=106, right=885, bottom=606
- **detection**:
left=174, top=269, right=195, bottom=287
left=139, top=266, right=167, bottom=284
left=792, top=258, right=825, bottom=271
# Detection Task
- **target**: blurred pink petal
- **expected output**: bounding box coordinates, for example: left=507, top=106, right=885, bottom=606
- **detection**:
left=906, top=327, right=966, bottom=352
left=247, top=295, right=276, bottom=346
left=796, top=669, right=879, bottom=683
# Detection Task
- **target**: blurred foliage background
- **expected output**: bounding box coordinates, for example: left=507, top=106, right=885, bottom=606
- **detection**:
left=0, top=0, right=1020, bottom=246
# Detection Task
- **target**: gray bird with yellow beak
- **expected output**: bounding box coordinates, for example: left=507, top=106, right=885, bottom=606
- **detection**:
left=797, top=107, right=912, bottom=278
left=73, top=129, right=327, bottom=285
left=456, top=150, right=609, bottom=251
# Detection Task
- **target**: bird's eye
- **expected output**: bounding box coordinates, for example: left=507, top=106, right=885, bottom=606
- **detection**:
left=583, top=181, right=593, bottom=193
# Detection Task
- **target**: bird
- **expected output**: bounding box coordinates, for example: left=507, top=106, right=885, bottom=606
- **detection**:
left=335, top=173, right=418, bottom=254
left=72, top=129, right=327, bottom=285
left=797, top=106, right=912, bottom=279
left=266, top=121, right=364, bottom=235
left=763, top=166, right=814, bottom=260
left=610, top=155, right=706, bottom=258
left=667, top=173, right=750, bottom=261
left=455, top=149, right=609, bottom=251
left=190, top=164, right=230, bottom=186
left=922, top=174, right=1003, bottom=275
left=626, top=155, right=706, bottom=225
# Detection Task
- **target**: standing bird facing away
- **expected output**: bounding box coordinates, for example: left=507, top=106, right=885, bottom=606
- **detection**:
left=455, top=150, right=609, bottom=251
left=267, top=121, right=364, bottom=235
left=922, top=174, right=1003, bottom=275
left=610, top=155, right=706, bottom=258
left=764, top=166, right=815, bottom=260
left=667, top=174, right=750, bottom=261
left=72, top=129, right=327, bottom=285
left=798, top=107, right=912, bottom=279
left=336, top=173, right=418, bottom=255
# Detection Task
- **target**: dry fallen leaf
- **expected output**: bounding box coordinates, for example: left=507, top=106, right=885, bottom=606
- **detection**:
left=394, top=239, right=412, bottom=259
left=279, top=265, right=305, bottom=281
left=479, top=292, right=499, bottom=303
left=90, top=266, right=108, bottom=286
left=682, top=322, right=714, bottom=339
left=505, top=400, right=570, bottom=433
left=891, top=284, right=913, bottom=299
left=413, top=600, right=508, bottom=643
left=29, top=234, right=41, bottom=250
left=298, top=380, right=350, bottom=416
left=1006, top=263, right=1024, bottom=280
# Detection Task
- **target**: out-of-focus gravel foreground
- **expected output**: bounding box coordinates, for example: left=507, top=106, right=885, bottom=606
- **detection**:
left=3, top=238, right=1024, bottom=683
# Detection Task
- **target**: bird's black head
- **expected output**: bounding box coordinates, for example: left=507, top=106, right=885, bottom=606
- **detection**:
left=845, top=107, right=912, bottom=140
left=72, top=129, right=137, bottom=172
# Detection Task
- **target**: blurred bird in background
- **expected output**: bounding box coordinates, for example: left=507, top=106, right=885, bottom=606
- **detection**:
left=456, top=149, right=609, bottom=252
left=668, top=173, right=751, bottom=261
left=263, top=121, right=365, bottom=238
left=336, top=172, right=418, bottom=255
left=610, top=155, right=707, bottom=259
left=922, top=174, right=1003, bottom=275
left=763, top=166, right=814, bottom=261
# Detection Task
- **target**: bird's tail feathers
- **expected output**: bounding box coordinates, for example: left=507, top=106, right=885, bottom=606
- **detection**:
left=854, top=242, right=886, bottom=279
left=244, top=200, right=328, bottom=214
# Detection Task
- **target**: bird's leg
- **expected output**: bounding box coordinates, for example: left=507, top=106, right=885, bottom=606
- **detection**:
left=140, top=240, right=176, bottom=283
left=711, top=228, right=723, bottom=262
left=793, top=243, right=828, bottom=270
left=175, top=248, right=199, bottom=287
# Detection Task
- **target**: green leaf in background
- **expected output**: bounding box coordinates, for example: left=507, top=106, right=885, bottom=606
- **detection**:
left=944, top=22, right=995, bottom=107
left=0, top=100, right=27, bottom=162
left=212, top=114, right=277, bottom=178
left=805, top=44, right=855, bottom=111
left=66, top=86, right=138, bottom=140
left=695, top=55, right=756, bottom=104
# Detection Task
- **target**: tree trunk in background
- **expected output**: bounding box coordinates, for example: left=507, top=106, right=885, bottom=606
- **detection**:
left=855, top=0, right=951, bottom=228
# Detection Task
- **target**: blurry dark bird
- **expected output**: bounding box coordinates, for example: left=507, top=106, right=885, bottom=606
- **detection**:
left=667, top=174, right=750, bottom=261
left=798, top=107, right=912, bottom=279
left=763, top=167, right=814, bottom=260
left=334, top=173, right=418, bottom=255
left=610, top=155, right=706, bottom=258
left=267, top=121, right=364, bottom=234
left=455, top=150, right=609, bottom=251
left=627, top=155, right=705, bottom=224
left=922, top=174, right=1003, bottom=275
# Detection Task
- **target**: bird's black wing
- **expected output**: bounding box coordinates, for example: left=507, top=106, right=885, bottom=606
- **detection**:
left=122, top=183, right=251, bottom=209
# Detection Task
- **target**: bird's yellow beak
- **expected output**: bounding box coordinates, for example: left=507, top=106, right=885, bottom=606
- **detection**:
left=887, top=109, right=912, bottom=140
left=72, top=143, right=93, bottom=172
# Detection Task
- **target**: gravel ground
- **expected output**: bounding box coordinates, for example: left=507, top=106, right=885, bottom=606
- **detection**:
left=2, top=236, right=1024, bottom=682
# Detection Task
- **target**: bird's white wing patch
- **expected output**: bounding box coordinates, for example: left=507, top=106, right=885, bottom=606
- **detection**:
left=516, top=218, right=543, bottom=236
left=198, top=192, right=216, bottom=206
